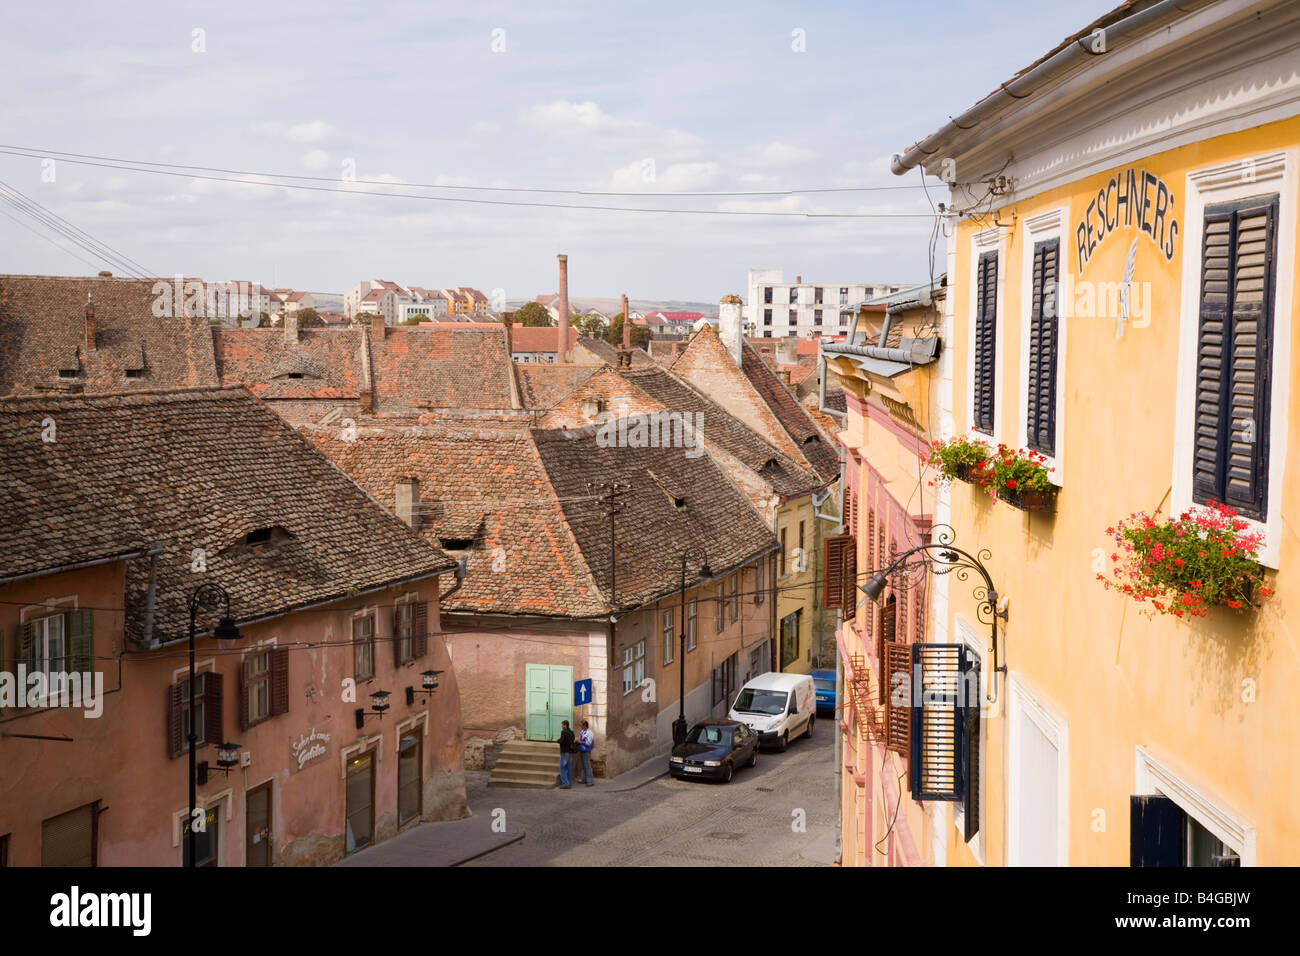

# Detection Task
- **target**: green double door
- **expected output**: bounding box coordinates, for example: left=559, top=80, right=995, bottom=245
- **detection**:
left=525, top=664, right=573, bottom=741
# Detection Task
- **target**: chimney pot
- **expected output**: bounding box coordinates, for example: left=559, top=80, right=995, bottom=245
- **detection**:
left=621, top=293, right=630, bottom=350
left=395, top=478, right=421, bottom=531
left=796, top=275, right=802, bottom=285
left=84, top=294, right=96, bottom=350
left=283, top=311, right=299, bottom=344
left=371, top=312, right=386, bottom=340
left=502, top=311, right=515, bottom=358
left=718, top=294, right=744, bottom=366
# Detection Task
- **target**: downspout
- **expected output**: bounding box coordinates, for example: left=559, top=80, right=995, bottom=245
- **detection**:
left=138, top=541, right=166, bottom=650
left=439, top=558, right=468, bottom=602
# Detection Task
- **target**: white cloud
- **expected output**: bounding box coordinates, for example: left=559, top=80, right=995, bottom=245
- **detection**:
left=740, top=142, right=820, bottom=168
left=610, top=160, right=720, bottom=191
left=519, top=99, right=701, bottom=161
left=249, top=119, right=347, bottom=147
left=302, top=149, right=331, bottom=170
left=469, top=121, right=501, bottom=137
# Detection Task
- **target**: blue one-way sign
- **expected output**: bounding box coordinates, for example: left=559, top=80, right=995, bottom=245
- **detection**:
left=574, top=678, right=593, bottom=707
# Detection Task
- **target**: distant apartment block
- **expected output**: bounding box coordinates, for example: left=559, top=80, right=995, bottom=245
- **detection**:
left=203, top=280, right=273, bottom=324
left=270, top=288, right=317, bottom=314
left=745, top=269, right=907, bottom=338
left=346, top=280, right=487, bottom=322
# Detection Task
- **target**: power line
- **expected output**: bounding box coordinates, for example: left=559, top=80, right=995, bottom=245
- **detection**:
left=0, top=207, right=102, bottom=272
left=0, top=179, right=154, bottom=278
left=0, top=147, right=939, bottom=220
left=1, top=142, right=929, bottom=198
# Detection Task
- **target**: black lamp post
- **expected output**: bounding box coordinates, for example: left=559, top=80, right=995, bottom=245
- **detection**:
left=186, top=583, right=243, bottom=869
left=859, top=524, right=1007, bottom=700
left=673, top=547, right=712, bottom=746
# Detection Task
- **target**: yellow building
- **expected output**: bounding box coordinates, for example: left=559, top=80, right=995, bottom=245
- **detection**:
left=831, top=0, right=1300, bottom=867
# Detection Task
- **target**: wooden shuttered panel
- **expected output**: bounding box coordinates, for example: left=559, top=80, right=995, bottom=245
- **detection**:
left=1026, top=239, right=1059, bottom=456
left=238, top=659, right=252, bottom=731
left=391, top=605, right=404, bottom=667
left=203, top=671, right=223, bottom=747
left=412, top=601, right=429, bottom=658
left=166, top=681, right=185, bottom=758
left=66, top=608, right=93, bottom=677
left=270, top=647, right=289, bottom=717
left=41, top=803, right=96, bottom=867
left=1194, top=195, right=1277, bottom=520
left=864, top=511, right=875, bottom=640
left=881, top=639, right=911, bottom=755
left=823, top=533, right=856, bottom=614
left=908, top=643, right=966, bottom=802
left=974, top=251, right=998, bottom=434
left=963, top=656, right=981, bottom=843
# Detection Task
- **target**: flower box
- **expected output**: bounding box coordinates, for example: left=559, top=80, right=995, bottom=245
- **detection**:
left=996, top=484, right=1058, bottom=513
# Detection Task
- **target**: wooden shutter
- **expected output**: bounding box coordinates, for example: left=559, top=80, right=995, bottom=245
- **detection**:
left=1195, top=196, right=1277, bottom=519
left=18, top=620, right=35, bottom=674
left=823, top=533, right=852, bottom=609
left=864, top=511, right=875, bottom=640
left=412, top=601, right=428, bottom=658
left=391, top=606, right=403, bottom=667
left=882, top=639, right=911, bottom=755
left=897, top=576, right=908, bottom=645
left=1026, top=239, right=1059, bottom=456
left=166, top=681, right=185, bottom=759
left=66, top=608, right=93, bottom=678
left=41, top=803, right=95, bottom=867
left=908, top=643, right=965, bottom=802
left=1130, top=795, right=1186, bottom=867
left=238, top=659, right=251, bottom=731
left=878, top=595, right=896, bottom=694
left=270, top=647, right=289, bottom=717
left=974, top=251, right=998, bottom=434
left=963, top=656, right=981, bottom=843
left=203, top=671, right=224, bottom=746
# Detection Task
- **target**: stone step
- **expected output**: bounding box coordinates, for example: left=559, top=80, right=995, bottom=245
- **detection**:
left=494, top=755, right=559, bottom=772
left=488, top=768, right=559, bottom=789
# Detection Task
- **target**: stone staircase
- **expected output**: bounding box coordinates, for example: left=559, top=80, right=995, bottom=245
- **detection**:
left=488, top=739, right=561, bottom=789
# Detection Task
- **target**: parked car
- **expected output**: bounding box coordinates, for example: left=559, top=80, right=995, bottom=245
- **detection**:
left=811, top=668, right=836, bottom=715
left=669, top=719, right=758, bottom=783
left=729, top=671, right=815, bottom=751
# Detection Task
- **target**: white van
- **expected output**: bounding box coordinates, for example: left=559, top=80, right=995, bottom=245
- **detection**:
left=729, top=672, right=816, bottom=751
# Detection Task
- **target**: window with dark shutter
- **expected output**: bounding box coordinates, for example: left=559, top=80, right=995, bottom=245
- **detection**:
left=1129, top=795, right=1186, bottom=867
left=1026, top=239, right=1059, bottom=456
left=881, top=638, right=910, bottom=755
left=963, top=656, right=981, bottom=843
left=166, top=682, right=185, bottom=759
left=412, top=601, right=428, bottom=658
left=270, top=647, right=289, bottom=717
left=1194, top=195, right=1277, bottom=520
left=822, top=533, right=855, bottom=611
left=974, top=251, right=998, bottom=434
left=878, top=594, right=896, bottom=696
left=908, top=643, right=966, bottom=802
left=66, top=608, right=93, bottom=679
left=203, top=671, right=223, bottom=747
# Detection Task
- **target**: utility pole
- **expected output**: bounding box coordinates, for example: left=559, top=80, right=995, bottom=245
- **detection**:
left=587, top=481, right=630, bottom=610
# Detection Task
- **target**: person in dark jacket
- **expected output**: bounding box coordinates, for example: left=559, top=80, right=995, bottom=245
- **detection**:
left=557, top=720, right=575, bottom=788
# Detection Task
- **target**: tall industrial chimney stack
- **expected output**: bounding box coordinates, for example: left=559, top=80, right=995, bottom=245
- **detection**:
left=621, top=293, right=630, bottom=350
left=557, top=254, right=570, bottom=363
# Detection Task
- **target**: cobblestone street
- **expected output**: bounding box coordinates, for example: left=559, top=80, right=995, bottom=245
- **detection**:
left=463, top=721, right=838, bottom=867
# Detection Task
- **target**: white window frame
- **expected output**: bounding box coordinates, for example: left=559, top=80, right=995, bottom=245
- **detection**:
left=621, top=639, right=645, bottom=696
left=1006, top=672, right=1069, bottom=866
left=968, top=226, right=1007, bottom=444
left=686, top=599, right=698, bottom=651
left=1133, top=745, right=1256, bottom=866
left=1171, top=149, right=1296, bottom=569
left=951, top=616, right=986, bottom=865
left=352, top=607, right=377, bottom=683
left=1017, top=207, right=1068, bottom=486
left=662, top=608, right=674, bottom=666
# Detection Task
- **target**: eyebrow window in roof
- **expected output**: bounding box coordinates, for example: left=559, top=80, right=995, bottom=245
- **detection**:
left=437, top=537, right=475, bottom=551
left=239, top=525, right=294, bottom=550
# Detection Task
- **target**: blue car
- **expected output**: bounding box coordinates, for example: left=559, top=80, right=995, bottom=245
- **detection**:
left=811, top=669, right=836, bottom=715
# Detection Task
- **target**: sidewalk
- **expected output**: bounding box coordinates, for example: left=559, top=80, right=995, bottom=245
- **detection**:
left=333, top=812, right=523, bottom=868
left=601, top=749, right=670, bottom=791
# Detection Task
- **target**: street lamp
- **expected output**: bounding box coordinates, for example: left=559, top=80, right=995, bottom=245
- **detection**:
left=673, top=547, right=712, bottom=746
left=859, top=524, right=1008, bottom=701
left=186, top=583, right=243, bottom=869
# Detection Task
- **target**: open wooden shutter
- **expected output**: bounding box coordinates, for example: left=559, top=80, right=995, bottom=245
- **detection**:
left=391, top=605, right=403, bottom=667
left=1130, top=795, right=1186, bottom=867
left=882, top=639, right=911, bottom=754
left=909, top=643, right=965, bottom=802
left=1026, top=239, right=1059, bottom=456
left=66, top=608, right=94, bottom=678
left=823, top=533, right=853, bottom=610
left=270, top=647, right=289, bottom=716
left=203, top=671, right=224, bottom=746
left=18, top=620, right=36, bottom=674
left=238, top=659, right=251, bottom=731
left=963, top=656, right=981, bottom=842
left=412, top=601, right=428, bottom=658
left=166, top=681, right=185, bottom=759
left=1195, top=196, right=1277, bottom=519
left=974, top=251, right=998, bottom=434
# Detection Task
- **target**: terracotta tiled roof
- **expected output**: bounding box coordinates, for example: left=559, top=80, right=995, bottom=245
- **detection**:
left=823, top=388, right=846, bottom=413
left=740, top=341, right=840, bottom=484
left=510, top=326, right=579, bottom=353
left=616, top=367, right=822, bottom=497
left=575, top=337, right=656, bottom=367
left=515, top=364, right=599, bottom=410
left=0, top=388, right=455, bottom=642
left=0, top=275, right=219, bottom=397
left=214, top=328, right=366, bottom=400
left=369, top=326, right=514, bottom=412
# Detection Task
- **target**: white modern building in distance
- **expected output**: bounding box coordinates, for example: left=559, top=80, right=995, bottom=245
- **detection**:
left=745, top=269, right=908, bottom=338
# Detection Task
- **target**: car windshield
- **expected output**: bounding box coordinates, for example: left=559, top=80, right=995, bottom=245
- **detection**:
left=687, top=725, right=731, bottom=746
left=814, top=678, right=834, bottom=692
left=732, top=688, right=788, bottom=715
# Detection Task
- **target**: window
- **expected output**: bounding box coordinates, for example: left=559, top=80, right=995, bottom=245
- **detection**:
left=780, top=610, right=802, bottom=669
left=182, top=674, right=205, bottom=746
left=686, top=600, right=698, bottom=651
left=246, top=650, right=270, bottom=724
left=789, top=288, right=799, bottom=305
left=167, top=670, right=223, bottom=758
left=1026, top=238, right=1060, bottom=456
left=839, top=287, right=848, bottom=305
left=815, top=287, right=824, bottom=305
left=711, top=652, right=738, bottom=707
left=763, top=309, right=772, bottom=325
left=182, top=807, right=219, bottom=867
left=17, top=608, right=93, bottom=696
left=822, top=533, right=856, bottom=621
left=345, top=752, right=375, bottom=854
left=798, top=521, right=805, bottom=572
left=398, top=734, right=422, bottom=826
left=764, top=287, right=773, bottom=304
left=974, top=251, right=999, bottom=434
left=840, top=311, right=848, bottom=326
left=394, top=602, right=415, bottom=665
left=727, top=574, right=739, bottom=622
left=755, top=557, right=765, bottom=605
left=749, top=639, right=770, bottom=680
left=240, top=646, right=288, bottom=729
left=814, top=309, right=822, bottom=324
left=621, top=640, right=646, bottom=695
left=42, top=802, right=97, bottom=867
left=354, top=615, right=375, bottom=681
left=28, top=614, right=65, bottom=683
left=1193, top=195, right=1278, bottom=520
left=715, top=584, right=725, bottom=633
left=788, top=309, right=797, bottom=324
left=662, top=608, right=674, bottom=666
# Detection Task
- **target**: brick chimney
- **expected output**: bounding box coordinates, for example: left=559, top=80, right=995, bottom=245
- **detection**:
left=718, top=294, right=743, bottom=366
left=371, top=312, right=386, bottom=340
left=84, top=294, right=96, bottom=351
left=395, top=478, right=420, bottom=530
left=796, top=275, right=802, bottom=285
left=283, top=311, right=299, bottom=344
left=557, top=254, right=570, bottom=363
left=621, top=293, right=630, bottom=350
left=502, top=310, right=515, bottom=358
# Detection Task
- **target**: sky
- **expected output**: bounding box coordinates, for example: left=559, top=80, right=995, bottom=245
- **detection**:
left=0, top=0, right=1097, bottom=303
